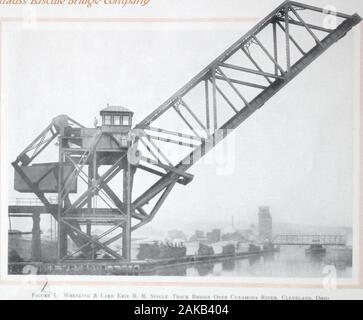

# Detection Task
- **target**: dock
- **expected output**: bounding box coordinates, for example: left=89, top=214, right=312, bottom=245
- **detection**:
left=8, top=248, right=277, bottom=276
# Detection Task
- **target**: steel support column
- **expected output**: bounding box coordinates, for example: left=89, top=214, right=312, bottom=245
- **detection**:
left=122, top=159, right=134, bottom=262
left=57, top=144, right=68, bottom=261
left=31, top=213, right=42, bottom=262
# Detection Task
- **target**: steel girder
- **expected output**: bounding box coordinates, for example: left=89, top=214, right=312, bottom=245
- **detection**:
left=274, top=234, right=346, bottom=246
left=128, top=1, right=361, bottom=231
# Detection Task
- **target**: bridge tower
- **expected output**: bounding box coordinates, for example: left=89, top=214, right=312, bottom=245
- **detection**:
left=13, top=106, right=137, bottom=262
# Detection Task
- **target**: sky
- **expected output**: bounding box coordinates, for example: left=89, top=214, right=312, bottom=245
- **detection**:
left=1, top=0, right=362, bottom=236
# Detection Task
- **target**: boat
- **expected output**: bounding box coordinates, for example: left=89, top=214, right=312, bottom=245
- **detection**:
left=305, top=244, right=326, bottom=255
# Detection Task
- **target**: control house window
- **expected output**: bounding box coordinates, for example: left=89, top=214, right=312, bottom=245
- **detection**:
left=113, top=115, right=121, bottom=126
left=104, top=114, right=112, bottom=125
left=122, top=115, right=130, bottom=126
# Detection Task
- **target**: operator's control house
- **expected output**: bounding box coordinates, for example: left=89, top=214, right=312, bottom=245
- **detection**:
left=100, top=105, right=133, bottom=132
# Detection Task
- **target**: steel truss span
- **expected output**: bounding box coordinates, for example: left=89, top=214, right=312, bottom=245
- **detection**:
left=9, top=1, right=362, bottom=263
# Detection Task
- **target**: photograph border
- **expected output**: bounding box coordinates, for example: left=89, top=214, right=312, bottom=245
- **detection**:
left=0, top=14, right=361, bottom=290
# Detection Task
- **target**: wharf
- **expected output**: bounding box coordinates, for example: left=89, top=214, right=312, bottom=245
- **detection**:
left=8, top=248, right=278, bottom=276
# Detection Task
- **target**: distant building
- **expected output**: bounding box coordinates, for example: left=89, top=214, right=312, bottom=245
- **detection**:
left=168, top=230, right=187, bottom=241
left=222, top=232, right=244, bottom=242
left=249, top=224, right=258, bottom=241
left=190, top=230, right=206, bottom=242
left=258, top=206, right=273, bottom=242
left=222, top=231, right=249, bottom=242
left=239, top=229, right=253, bottom=240
left=206, top=229, right=221, bottom=243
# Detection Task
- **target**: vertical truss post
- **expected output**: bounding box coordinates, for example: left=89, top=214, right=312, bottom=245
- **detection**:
left=57, top=143, right=62, bottom=262
left=276, top=21, right=306, bottom=55
left=285, top=4, right=292, bottom=75
left=87, top=162, right=93, bottom=237
left=86, top=151, right=98, bottom=259
left=93, top=150, right=98, bottom=216
left=122, top=158, right=134, bottom=262
left=212, top=67, right=218, bottom=130
left=205, top=79, right=211, bottom=134
left=57, top=141, right=67, bottom=261
left=273, top=21, right=279, bottom=76
left=31, top=213, right=42, bottom=262
left=290, top=5, right=322, bottom=45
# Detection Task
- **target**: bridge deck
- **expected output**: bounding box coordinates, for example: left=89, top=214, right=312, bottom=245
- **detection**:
left=273, top=235, right=346, bottom=246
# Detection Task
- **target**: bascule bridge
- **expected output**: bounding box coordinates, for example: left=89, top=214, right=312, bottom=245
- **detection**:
left=8, top=1, right=362, bottom=267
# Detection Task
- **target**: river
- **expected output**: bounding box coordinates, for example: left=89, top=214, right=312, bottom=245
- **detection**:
left=148, top=245, right=353, bottom=278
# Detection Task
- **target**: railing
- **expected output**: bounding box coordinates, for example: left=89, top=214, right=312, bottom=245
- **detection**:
left=8, top=197, right=58, bottom=206
left=274, top=235, right=346, bottom=246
